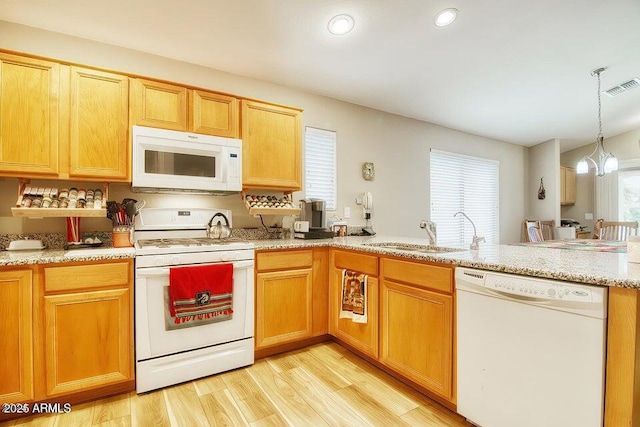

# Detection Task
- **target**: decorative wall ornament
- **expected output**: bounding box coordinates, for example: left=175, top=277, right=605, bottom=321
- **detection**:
left=362, top=162, right=375, bottom=180
left=538, top=177, right=546, bottom=200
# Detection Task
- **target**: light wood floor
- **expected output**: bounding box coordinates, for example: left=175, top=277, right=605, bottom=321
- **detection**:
left=4, top=342, right=471, bottom=427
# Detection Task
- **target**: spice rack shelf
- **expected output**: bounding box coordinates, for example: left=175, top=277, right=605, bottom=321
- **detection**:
left=11, top=207, right=107, bottom=218
left=242, top=191, right=300, bottom=216
left=11, top=179, right=109, bottom=218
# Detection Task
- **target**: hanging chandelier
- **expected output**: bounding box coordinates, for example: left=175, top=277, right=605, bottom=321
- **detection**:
left=576, top=67, right=618, bottom=177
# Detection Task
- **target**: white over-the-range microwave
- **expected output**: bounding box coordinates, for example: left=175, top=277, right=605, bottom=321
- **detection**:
left=132, top=125, right=242, bottom=194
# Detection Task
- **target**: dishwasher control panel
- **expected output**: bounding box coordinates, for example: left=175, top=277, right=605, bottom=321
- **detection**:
left=484, top=273, right=596, bottom=302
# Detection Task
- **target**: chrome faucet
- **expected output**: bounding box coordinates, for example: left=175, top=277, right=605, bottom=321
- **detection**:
left=454, top=211, right=485, bottom=250
left=419, top=220, right=437, bottom=245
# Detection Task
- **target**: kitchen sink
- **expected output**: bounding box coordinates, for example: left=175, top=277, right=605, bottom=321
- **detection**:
left=362, top=242, right=466, bottom=253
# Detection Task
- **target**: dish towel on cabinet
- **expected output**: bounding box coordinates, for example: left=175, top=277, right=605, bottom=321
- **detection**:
left=169, top=263, right=234, bottom=324
left=340, top=269, right=368, bottom=324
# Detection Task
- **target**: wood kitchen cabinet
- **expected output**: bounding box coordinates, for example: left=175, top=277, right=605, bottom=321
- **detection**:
left=254, top=248, right=328, bottom=352
left=329, top=249, right=379, bottom=358
left=0, top=53, right=60, bottom=177
left=0, top=268, right=34, bottom=404
left=130, top=78, right=188, bottom=131
left=41, top=260, right=133, bottom=397
left=68, top=66, right=130, bottom=180
left=131, top=78, right=240, bottom=138
left=379, top=257, right=454, bottom=401
left=561, top=165, right=576, bottom=205
left=241, top=100, right=302, bottom=191
left=255, top=251, right=313, bottom=348
left=189, top=89, right=239, bottom=137
left=0, top=52, right=130, bottom=181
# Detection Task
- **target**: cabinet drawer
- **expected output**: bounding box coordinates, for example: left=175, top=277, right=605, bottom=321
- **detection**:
left=334, top=250, right=378, bottom=276
left=381, top=258, right=452, bottom=293
left=45, top=261, right=130, bottom=292
left=257, top=250, right=313, bottom=271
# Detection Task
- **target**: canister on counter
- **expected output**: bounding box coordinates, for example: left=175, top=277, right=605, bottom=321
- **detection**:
left=628, top=236, right=640, bottom=263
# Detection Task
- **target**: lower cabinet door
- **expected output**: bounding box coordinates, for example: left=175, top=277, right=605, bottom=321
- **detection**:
left=380, top=280, right=453, bottom=399
left=44, top=288, right=132, bottom=396
left=255, top=268, right=313, bottom=349
left=0, top=269, right=33, bottom=403
left=330, top=268, right=379, bottom=358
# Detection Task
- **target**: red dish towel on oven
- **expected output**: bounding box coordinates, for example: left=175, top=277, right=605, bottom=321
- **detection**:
left=169, top=263, right=234, bottom=321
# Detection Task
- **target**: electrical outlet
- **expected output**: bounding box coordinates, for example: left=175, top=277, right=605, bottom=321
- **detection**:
left=356, top=195, right=363, bottom=205
left=344, top=207, right=351, bottom=218
left=585, top=213, right=594, bottom=220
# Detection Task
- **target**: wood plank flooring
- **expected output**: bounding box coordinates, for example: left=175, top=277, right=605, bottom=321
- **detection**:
left=4, top=342, right=471, bottom=427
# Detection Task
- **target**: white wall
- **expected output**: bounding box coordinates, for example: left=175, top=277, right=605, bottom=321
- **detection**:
left=560, top=128, right=640, bottom=227
left=527, top=139, right=560, bottom=228
left=0, top=21, right=527, bottom=242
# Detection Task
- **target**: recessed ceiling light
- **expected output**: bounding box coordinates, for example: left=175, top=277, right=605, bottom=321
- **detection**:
left=328, top=14, right=355, bottom=35
left=434, top=8, right=458, bottom=27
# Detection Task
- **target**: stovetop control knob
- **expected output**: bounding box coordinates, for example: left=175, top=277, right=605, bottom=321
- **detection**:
left=170, top=256, right=180, bottom=265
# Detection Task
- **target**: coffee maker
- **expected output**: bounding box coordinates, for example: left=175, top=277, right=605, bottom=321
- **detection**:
left=295, top=199, right=335, bottom=239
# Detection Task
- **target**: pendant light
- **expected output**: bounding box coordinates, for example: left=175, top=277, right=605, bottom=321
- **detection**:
left=576, top=67, right=618, bottom=177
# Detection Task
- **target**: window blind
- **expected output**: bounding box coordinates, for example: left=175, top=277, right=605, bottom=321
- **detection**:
left=430, top=149, right=500, bottom=246
left=305, top=127, right=337, bottom=210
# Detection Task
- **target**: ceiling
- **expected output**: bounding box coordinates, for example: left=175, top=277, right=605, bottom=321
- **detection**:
left=1, top=0, right=639, bottom=152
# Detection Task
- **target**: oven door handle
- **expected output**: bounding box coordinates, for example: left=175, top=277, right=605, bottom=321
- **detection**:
left=136, top=260, right=254, bottom=278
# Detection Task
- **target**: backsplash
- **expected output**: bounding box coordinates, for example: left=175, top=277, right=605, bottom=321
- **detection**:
left=0, top=231, right=114, bottom=250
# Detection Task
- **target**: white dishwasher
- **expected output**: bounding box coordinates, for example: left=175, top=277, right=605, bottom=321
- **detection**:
left=456, top=267, right=607, bottom=427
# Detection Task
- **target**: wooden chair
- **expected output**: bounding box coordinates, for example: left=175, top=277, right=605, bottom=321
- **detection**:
left=594, top=220, right=638, bottom=241
left=523, top=220, right=555, bottom=242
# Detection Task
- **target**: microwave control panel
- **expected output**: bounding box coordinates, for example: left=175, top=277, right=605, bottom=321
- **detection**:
left=226, top=150, right=241, bottom=185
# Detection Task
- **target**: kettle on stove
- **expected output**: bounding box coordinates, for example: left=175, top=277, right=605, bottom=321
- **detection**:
left=207, top=212, right=232, bottom=239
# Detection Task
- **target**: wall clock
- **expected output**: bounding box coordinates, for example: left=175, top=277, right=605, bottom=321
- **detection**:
left=362, top=162, right=375, bottom=180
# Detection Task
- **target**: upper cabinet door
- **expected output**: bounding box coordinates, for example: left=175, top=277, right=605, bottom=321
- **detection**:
left=130, top=78, right=187, bottom=131
left=0, top=53, right=60, bottom=176
left=68, top=67, right=129, bottom=181
left=242, top=100, right=302, bottom=190
left=189, top=90, right=239, bottom=138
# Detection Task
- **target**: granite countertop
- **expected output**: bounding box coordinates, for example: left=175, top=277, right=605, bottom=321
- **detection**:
left=3, top=235, right=639, bottom=289
left=255, top=236, right=640, bottom=289
left=0, top=247, right=136, bottom=266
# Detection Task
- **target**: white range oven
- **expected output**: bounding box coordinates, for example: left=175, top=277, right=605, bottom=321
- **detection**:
left=133, top=207, right=254, bottom=393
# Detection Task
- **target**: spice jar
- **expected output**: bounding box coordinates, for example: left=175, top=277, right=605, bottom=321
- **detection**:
left=42, top=195, right=52, bottom=208
left=78, top=189, right=86, bottom=201
left=69, top=187, right=78, bottom=200
left=59, top=188, right=69, bottom=200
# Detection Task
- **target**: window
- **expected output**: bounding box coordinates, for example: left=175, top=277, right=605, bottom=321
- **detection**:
left=305, top=127, right=337, bottom=210
left=430, top=149, right=500, bottom=246
left=617, top=160, right=640, bottom=223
